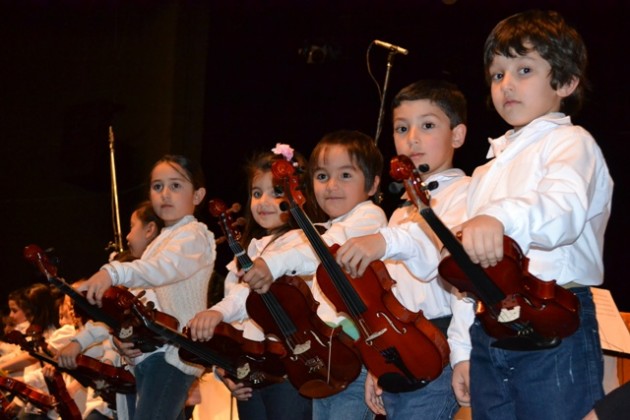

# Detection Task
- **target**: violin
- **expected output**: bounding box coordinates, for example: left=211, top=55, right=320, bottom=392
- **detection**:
left=129, top=294, right=287, bottom=389
left=272, top=159, right=450, bottom=393
left=23, top=244, right=179, bottom=353
left=4, top=328, right=135, bottom=407
left=0, top=391, right=17, bottom=420
left=45, top=370, right=82, bottom=420
left=0, top=376, right=56, bottom=413
left=389, top=154, right=580, bottom=350
left=209, top=198, right=362, bottom=398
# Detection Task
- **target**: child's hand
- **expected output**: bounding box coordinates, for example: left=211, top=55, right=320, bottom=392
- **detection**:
left=56, top=341, right=82, bottom=369
left=41, top=363, right=56, bottom=379
left=216, top=368, right=253, bottom=401
left=79, top=270, right=113, bottom=306
left=455, top=215, right=504, bottom=268
left=241, top=259, right=273, bottom=294
left=113, top=336, right=143, bottom=359
left=452, top=360, right=470, bottom=406
left=187, top=310, right=223, bottom=342
left=227, top=380, right=253, bottom=401
left=336, top=233, right=386, bottom=278
left=364, top=371, right=386, bottom=416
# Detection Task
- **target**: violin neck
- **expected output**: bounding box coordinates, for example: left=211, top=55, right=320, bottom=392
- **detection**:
left=287, top=204, right=366, bottom=317
left=225, top=231, right=253, bottom=271
left=419, top=207, right=505, bottom=305
left=47, top=275, right=121, bottom=331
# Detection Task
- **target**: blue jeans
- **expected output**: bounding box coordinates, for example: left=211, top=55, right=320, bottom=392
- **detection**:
left=133, top=352, right=197, bottom=420
left=237, top=379, right=312, bottom=420
left=313, top=368, right=373, bottom=420
left=470, top=287, right=604, bottom=420
left=382, top=364, right=459, bottom=419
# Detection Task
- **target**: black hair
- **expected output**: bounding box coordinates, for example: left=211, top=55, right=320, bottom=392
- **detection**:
left=392, top=79, right=468, bottom=128
left=308, top=130, right=383, bottom=196
left=239, top=149, right=324, bottom=252
left=483, top=9, right=588, bottom=115
left=151, top=154, right=206, bottom=191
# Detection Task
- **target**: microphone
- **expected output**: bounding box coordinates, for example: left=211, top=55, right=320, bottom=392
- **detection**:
left=373, top=40, right=409, bottom=56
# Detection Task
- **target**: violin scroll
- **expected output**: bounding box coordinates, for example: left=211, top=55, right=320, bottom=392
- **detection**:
left=209, top=198, right=246, bottom=245
left=271, top=159, right=306, bottom=208
left=389, top=155, right=431, bottom=207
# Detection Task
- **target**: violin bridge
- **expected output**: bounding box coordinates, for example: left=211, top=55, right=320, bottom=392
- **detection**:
left=365, top=328, right=387, bottom=344
left=293, top=340, right=312, bottom=355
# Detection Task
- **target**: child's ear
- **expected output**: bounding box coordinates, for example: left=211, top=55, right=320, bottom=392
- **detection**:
left=451, top=124, right=467, bottom=149
left=145, top=221, right=159, bottom=239
left=367, top=175, right=381, bottom=197
left=193, top=188, right=206, bottom=205
left=557, top=76, right=579, bottom=98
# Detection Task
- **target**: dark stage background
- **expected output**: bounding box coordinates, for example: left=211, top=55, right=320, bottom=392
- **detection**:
left=1, top=1, right=628, bottom=314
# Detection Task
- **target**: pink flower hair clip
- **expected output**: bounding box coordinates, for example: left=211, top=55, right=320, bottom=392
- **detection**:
left=271, top=143, right=296, bottom=164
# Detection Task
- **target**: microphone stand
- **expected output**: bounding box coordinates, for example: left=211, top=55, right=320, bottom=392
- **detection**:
left=374, top=51, right=397, bottom=146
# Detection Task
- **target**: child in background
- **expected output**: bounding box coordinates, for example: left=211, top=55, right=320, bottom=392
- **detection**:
left=0, top=284, right=60, bottom=376
left=80, top=155, right=216, bottom=420
left=57, top=200, right=164, bottom=420
left=0, top=289, right=30, bottom=363
left=188, top=145, right=313, bottom=420
left=241, top=130, right=386, bottom=420
left=456, top=10, right=613, bottom=419
left=20, top=293, right=115, bottom=420
left=336, top=79, right=474, bottom=418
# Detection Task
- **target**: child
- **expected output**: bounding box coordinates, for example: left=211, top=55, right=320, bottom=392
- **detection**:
left=456, top=10, right=613, bottom=419
left=57, top=200, right=164, bottom=420
left=188, top=145, right=313, bottom=420
left=335, top=79, right=474, bottom=418
left=0, top=284, right=60, bottom=376
left=241, top=130, right=387, bottom=420
left=80, top=155, right=216, bottom=420
left=20, top=293, right=116, bottom=420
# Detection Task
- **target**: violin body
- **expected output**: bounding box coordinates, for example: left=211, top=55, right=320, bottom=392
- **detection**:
left=439, top=236, right=580, bottom=342
left=127, top=294, right=286, bottom=389
left=246, top=275, right=362, bottom=398
left=0, top=376, right=56, bottom=413
left=99, top=286, right=180, bottom=353
left=73, top=354, right=135, bottom=395
left=178, top=323, right=287, bottom=389
left=318, top=244, right=450, bottom=393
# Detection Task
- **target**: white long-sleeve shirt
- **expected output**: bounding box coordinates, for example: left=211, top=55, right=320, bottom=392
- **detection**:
left=468, top=113, right=613, bottom=286
left=102, top=215, right=216, bottom=376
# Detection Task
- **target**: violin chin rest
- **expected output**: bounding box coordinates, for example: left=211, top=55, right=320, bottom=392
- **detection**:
left=377, top=373, right=429, bottom=393
left=492, top=335, right=561, bottom=351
